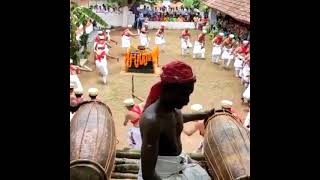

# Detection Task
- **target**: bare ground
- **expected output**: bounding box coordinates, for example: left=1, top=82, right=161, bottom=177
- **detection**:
left=77, top=29, right=249, bottom=153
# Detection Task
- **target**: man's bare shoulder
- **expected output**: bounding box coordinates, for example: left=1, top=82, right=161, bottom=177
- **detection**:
left=140, top=106, right=160, bottom=127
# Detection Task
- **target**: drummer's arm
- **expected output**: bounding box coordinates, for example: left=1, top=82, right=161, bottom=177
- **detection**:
left=182, top=108, right=215, bottom=123
left=183, top=125, right=198, bottom=136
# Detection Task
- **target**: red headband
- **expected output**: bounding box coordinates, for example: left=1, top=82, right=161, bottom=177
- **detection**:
left=144, top=60, right=196, bottom=111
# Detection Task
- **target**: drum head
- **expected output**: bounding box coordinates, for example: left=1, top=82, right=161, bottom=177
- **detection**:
left=70, top=163, right=107, bottom=180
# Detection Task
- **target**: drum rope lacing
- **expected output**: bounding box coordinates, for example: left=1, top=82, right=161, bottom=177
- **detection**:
left=204, top=109, right=250, bottom=178
left=204, top=109, right=239, bottom=129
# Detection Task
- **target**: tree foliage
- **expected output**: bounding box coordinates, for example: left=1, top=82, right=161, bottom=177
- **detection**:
left=70, top=2, right=108, bottom=65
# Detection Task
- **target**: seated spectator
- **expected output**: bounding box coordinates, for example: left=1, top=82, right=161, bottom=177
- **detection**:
left=163, top=15, right=169, bottom=22
left=177, top=15, right=184, bottom=22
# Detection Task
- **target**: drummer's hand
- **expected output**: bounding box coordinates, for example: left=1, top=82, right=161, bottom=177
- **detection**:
left=205, top=108, right=215, bottom=120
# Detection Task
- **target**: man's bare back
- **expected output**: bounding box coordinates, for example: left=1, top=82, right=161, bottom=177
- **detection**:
left=140, top=100, right=183, bottom=156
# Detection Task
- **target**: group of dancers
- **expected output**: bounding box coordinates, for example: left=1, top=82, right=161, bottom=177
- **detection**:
left=120, top=22, right=166, bottom=51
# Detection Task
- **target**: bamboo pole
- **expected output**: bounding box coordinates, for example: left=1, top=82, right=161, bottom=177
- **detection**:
left=114, top=164, right=139, bottom=174
left=111, top=172, right=138, bottom=179
left=115, top=158, right=140, bottom=165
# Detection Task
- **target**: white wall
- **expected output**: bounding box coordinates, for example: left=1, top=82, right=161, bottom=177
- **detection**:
left=96, top=12, right=135, bottom=27
left=147, top=22, right=196, bottom=30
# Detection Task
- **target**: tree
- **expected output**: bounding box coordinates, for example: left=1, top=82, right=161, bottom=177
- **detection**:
left=181, top=0, right=208, bottom=10
left=70, top=2, right=108, bottom=65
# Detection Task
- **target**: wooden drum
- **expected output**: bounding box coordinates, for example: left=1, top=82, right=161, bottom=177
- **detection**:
left=203, top=109, right=250, bottom=180
left=70, top=101, right=116, bottom=180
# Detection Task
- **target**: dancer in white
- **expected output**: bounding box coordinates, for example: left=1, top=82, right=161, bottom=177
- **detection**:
left=234, top=53, right=245, bottom=77
left=193, top=29, right=206, bottom=59
left=221, top=34, right=236, bottom=67
left=242, top=83, right=250, bottom=104
left=139, top=25, right=149, bottom=47
left=180, top=28, right=192, bottom=55
left=121, top=24, right=138, bottom=54
left=155, top=23, right=166, bottom=51
left=241, top=58, right=250, bottom=88
left=123, top=98, right=145, bottom=150
left=211, top=32, right=224, bottom=64
left=94, top=44, right=119, bottom=84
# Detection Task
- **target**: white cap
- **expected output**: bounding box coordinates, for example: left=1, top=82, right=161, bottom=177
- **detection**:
left=99, top=35, right=105, bottom=40
left=219, top=32, right=224, bottom=36
left=123, top=98, right=135, bottom=106
left=221, top=100, right=233, bottom=109
left=243, top=40, right=249, bottom=45
left=98, top=31, right=103, bottom=34
left=160, top=23, right=165, bottom=26
left=229, top=34, right=234, bottom=38
left=202, top=30, right=207, bottom=34
left=74, top=88, right=83, bottom=95
left=70, top=59, right=73, bottom=64
left=128, top=24, right=132, bottom=28
left=144, top=22, right=148, bottom=25
left=88, top=88, right=98, bottom=96
left=105, top=30, right=111, bottom=33
left=190, top=104, right=204, bottom=112
left=70, top=83, right=75, bottom=88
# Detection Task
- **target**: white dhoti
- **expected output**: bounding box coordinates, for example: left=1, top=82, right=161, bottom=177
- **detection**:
left=192, top=41, right=205, bottom=59
left=70, top=74, right=83, bottom=91
left=95, top=59, right=108, bottom=84
left=211, top=44, right=222, bottom=63
left=221, top=47, right=234, bottom=66
left=140, top=34, right=149, bottom=47
left=121, top=35, right=131, bottom=48
left=138, top=154, right=210, bottom=180
left=234, top=57, right=244, bottom=77
left=155, top=36, right=166, bottom=45
left=128, top=127, right=142, bottom=150
left=241, top=65, right=250, bottom=87
left=181, top=39, right=192, bottom=55
left=243, top=84, right=250, bottom=101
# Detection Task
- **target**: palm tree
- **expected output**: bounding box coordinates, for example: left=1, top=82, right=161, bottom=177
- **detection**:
left=70, top=2, right=108, bottom=65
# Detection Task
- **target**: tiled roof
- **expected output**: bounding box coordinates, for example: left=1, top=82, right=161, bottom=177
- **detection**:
left=202, top=0, right=250, bottom=24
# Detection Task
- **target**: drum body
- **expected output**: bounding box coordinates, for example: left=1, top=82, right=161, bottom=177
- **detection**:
left=203, top=110, right=250, bottom=180
left=70, top=101, right=116, bottom=180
